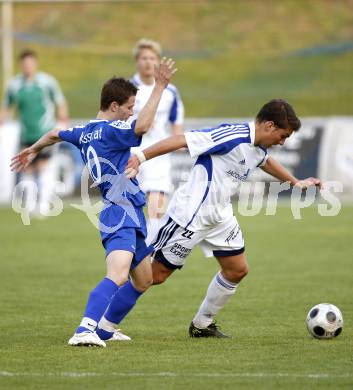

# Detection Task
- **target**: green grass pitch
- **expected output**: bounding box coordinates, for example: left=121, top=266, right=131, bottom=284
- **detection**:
left=0, top=205, right=352, bottom=389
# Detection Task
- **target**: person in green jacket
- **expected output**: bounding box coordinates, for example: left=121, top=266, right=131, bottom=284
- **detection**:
left=0, top=49, right=69, bottom=216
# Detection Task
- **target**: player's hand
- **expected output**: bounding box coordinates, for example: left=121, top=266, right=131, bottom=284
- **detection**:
left=10, top=147, right=38, bottom=172
left=294, top=177, right=322, bottom=190
left=125, top=155, right=140, bottom=179
left=154, top=57, right=177, bottom=88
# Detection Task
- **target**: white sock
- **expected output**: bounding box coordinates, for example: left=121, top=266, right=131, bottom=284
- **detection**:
left=97, top=316, right=116, bottom=333
left=79, top=317, right=98, bottom=333
left=146, top=218, right=161, bottom=245
left=192, top=271, right=238, bottom=329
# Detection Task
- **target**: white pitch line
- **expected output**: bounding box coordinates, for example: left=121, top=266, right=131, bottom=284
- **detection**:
left=0, top=371, right=352, bottom=379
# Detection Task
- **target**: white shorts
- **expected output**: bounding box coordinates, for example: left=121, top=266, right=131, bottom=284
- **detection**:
left=151, top=214, right=245, bottom=269
left=137, top=154, right=172, bottom=194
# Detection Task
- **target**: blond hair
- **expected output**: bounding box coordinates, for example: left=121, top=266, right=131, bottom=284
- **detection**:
left=133, top=39, right=162, bottom=59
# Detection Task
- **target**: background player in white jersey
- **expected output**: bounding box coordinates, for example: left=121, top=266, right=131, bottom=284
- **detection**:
left=131, top=39, right=184, bottom=243
left=126, top=99, right=321, bottom=338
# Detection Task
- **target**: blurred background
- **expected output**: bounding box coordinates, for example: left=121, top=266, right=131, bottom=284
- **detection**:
left=0, top=3, right=353, bottom=385
left=0, top=0, right=353, bottom=204
left=2, top=0, right=353, bottom=115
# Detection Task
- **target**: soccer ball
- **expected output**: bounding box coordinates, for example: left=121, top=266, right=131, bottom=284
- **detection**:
left=306, top=303, right=343, bottom=339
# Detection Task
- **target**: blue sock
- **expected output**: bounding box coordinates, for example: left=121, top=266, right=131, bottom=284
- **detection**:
left=96, top=280, right=143, bottom=340
left=76, top=277, right=119, bottom=333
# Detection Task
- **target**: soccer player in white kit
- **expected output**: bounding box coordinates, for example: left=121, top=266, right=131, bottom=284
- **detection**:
left=126, top=99, right=321, bottom=338
left=131, top=39, right=184, bottom=244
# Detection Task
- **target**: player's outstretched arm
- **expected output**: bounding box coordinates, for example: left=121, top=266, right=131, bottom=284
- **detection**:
left=134, top=57, right=177, bottom=136
left=11, top=128, right=62, bottom=172
left=261, top=156, right=322, bottom=189
left=125, top=134, right=187, bottom=178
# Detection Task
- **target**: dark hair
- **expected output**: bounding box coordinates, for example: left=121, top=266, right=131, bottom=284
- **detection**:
left=19, top=49, right=37, bottom=61
left=256, top=99, right=301, bottom=131
left=100, top=77, right=138, bottom=110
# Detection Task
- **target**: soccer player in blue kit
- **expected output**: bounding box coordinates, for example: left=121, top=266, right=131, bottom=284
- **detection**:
left=11, top=58, right=177, bottom=347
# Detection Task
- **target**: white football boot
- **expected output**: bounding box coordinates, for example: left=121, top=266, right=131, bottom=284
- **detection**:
left=68, top=331, right=106, bottom=347
left=107, top=329, right=131, bottom=341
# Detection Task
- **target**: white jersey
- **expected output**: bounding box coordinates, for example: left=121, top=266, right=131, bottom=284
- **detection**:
left=167, top=122, right=268, bottom=230
left=131, top=73, right=184, bottom=148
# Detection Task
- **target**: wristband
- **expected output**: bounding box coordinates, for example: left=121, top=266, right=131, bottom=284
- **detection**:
left=134, top=149, right=146, bottom=164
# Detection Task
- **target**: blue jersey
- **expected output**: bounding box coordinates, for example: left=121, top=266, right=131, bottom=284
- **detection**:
left=59, top=118, right=153, bottom=261
left=59, top=119, right=146, bottom=228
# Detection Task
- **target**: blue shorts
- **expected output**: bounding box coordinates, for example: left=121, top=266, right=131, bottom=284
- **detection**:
left=100, top=204, right=153, bottom=270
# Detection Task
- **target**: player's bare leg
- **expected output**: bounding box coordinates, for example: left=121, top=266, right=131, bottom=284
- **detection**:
left=146, top=191, right=167, bottom=244
left=190, top=252, right=248, bottom=338
left=151, top=258, right=175, bottom=285
left=130, top=255, right=154, bottom=291
left=217, top=253, right=249, bottom=285
left=106, top=250, right=134, bottom=286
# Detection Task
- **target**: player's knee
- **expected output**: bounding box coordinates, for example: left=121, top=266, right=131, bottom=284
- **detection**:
left=236, top=264, right=249, bottom=281
left=107, top=272, right=129, bottom=287
left=152, top=271, right=169, bottom=285
left=241, top=264, right=249, bottom=279
left=223, top=264, right=249, bottom=283
left=152, top=275, right=166, bottom=285
left=134, top=277, right=153, bottom=292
